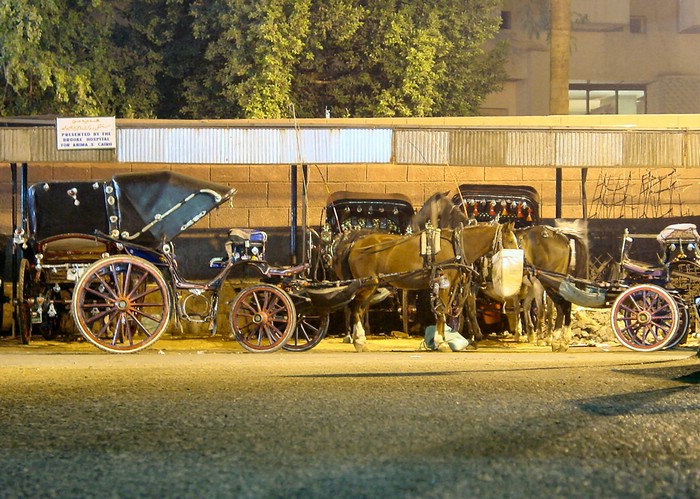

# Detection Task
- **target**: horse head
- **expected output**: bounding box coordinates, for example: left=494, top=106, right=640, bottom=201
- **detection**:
left=412, top=191, right=469, bottom=231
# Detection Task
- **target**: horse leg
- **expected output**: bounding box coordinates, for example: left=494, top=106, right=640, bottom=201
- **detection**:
left=539, top=294, right=556, bottom=347
left=530, top=278, right=546, bottom=345
left=430, top=282, right=454, bottom=352
left=523, top=275, right=545, bottom=344
left=464, top=283, right=482, bottom=347
left=507, top=296, right=524, bottom=342
left=549, top=295, right=571, bottom=352
left=559, top=302, right=573, bottom=352
left=349, top=288, right=375, bottom=352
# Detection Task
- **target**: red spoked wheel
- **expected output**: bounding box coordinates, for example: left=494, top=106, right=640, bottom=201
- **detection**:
left=229, top=284, right=296, bottom=353
left=71, top=255, right=171, bottom=353
left=611, top=284, right=680, bottom=352
left=283, top=310, right=330, bottom=352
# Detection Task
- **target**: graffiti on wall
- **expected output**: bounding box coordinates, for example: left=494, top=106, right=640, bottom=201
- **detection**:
left=589, top=169, right=691, bottom=218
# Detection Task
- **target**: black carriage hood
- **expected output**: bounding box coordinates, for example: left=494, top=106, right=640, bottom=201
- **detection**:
left=27, top=171, right=235, bottom=246
left=110, top=171, right=236, bottom=245
left=325, top=191, right=415, bottom=234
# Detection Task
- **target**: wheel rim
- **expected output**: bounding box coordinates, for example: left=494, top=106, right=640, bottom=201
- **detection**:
left=283, top=311, right=330, bottom=351
left=230, top=285, right=296, bottom=352
left=71, top=256, right=171, bottom=353
left=611, top=285, right=679, bottom=351
left=16, top=259, right=32, bottom=344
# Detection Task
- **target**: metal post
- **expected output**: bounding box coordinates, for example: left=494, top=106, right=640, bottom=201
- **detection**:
left=556, top=167, right=562, bottom=219
left=10, top=163, right=17, bottom=337
left=301, top=164, right=308, bottom=266
left=290, top=164, right=298, bottom=265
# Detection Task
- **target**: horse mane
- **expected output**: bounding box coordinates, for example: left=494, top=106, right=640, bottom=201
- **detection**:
left=331, top=230, right=376, bottom=280
left=527, top=221, right=589, bottom=278
left=412, top=191, right=469, bottom=231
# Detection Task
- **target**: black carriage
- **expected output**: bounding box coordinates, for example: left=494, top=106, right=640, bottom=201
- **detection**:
left=13, top=171, right=307, bottom=353
left=311, top=191, right=419, bottom=336
left=452, top=184, right=540, bottom=229
left=451, top=184, right=540, bottom=334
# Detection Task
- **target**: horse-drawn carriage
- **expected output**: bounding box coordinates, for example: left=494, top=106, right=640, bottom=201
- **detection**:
left=310, top=191, right=421, bottom=336
left=536, top=222, right=700, bottom=351
left=450, top=184, right=542, bottom=334
left=12, top=171, right=358, bottom=353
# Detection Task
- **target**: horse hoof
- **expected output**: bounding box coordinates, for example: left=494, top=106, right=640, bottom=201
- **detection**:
left=342, top=335, right=353, bottom=344
left=353, top=341, right=369, bottom=352
left=437, top=342, right=452, bottom=353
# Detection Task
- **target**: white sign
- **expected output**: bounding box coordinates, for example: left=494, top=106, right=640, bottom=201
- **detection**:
left=56, top=117, right=116, bottom=150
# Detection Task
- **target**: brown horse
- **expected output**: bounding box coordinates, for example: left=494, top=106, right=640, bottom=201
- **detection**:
left=516, top=223, right=589, bottom=350
left=332, top=222, right=518, bottom=351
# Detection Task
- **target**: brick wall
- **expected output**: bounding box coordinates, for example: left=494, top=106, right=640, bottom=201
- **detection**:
left=3, top=161, right=700, bottom=237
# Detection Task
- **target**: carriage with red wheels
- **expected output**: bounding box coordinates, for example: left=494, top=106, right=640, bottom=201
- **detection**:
left=12, top=170, right=341, bottom=353
left=532, top=223, right=700, bottom=351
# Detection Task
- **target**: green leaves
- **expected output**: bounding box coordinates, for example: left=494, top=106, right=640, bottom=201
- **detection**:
left=1, top=0, right=507, bottom=118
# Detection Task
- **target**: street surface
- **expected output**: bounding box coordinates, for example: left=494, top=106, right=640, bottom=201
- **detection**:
left=1, top=335, right=699, bottom=498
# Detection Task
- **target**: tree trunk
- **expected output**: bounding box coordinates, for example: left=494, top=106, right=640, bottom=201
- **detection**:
left=550, top=0, right=571, bottom=218
left=549, top=0, right=571, bottom=115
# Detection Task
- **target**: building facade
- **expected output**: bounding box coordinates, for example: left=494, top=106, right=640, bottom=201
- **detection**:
left=482, top=0, right=700, bottom=116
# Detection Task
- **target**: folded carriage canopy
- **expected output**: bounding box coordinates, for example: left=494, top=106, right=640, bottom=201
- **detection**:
left=27, top=171, right=236, bottom=247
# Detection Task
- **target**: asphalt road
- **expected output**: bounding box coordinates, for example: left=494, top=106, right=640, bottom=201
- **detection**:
left=1, top=337, right=699, bottom=498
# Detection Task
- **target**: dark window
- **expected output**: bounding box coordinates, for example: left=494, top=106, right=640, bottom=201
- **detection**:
left=500, top=11, right=511, bottom=30
left=630, top=16, right=646, bottom=34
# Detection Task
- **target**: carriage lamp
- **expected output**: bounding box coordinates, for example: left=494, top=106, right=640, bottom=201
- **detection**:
left=489, top=201, right=497, bottom=217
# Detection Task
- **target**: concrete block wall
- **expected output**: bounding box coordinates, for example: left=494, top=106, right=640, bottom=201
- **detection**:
left=2, top=162, right=700, bottom=237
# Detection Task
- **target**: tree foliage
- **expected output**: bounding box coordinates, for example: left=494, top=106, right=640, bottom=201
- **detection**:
left=1, top=0, right=507, bottom=119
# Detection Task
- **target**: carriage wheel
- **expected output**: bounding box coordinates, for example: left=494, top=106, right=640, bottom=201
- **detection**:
left=611, top=284, right=680, bottom=352
left=665, top=297, right=689, bottom=349
left=71, top=255, right=171, bottom=353
left=283, top=310, right=330, bottom=352
left=668, top=259, right=700, bottom=335
left=15, top=258, right=32, bottom=345
left=229, top=284, right=296, bottom=353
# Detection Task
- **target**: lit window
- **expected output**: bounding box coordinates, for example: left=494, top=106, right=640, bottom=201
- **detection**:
left=569, top=84, right=647, bottom=115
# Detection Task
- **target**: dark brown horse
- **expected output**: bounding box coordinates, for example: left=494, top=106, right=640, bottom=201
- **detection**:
left=517, top=223, right=589, bottom=350
left=332, top=222, right=518, bottom=351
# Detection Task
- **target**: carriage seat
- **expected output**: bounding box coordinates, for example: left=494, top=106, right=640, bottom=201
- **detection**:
left=621, top=259, right=666, bottom=279
left=38, top=234, right=108, bottom=264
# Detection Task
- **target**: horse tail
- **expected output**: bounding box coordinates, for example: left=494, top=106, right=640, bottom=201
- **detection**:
left=569, top=233, right=589, bottom=278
